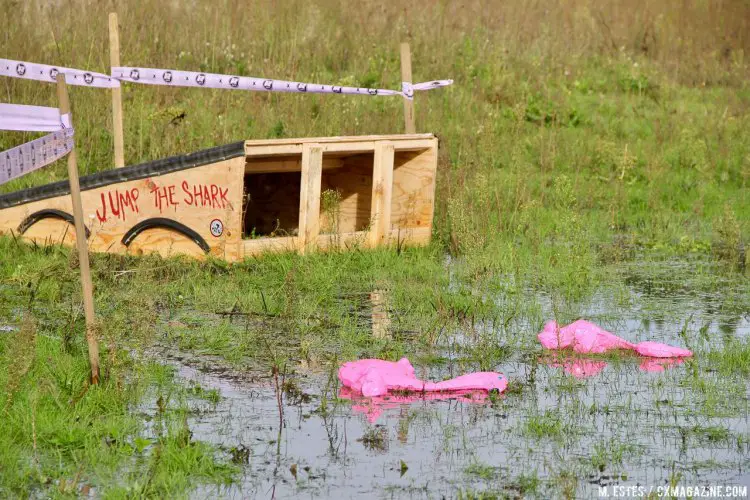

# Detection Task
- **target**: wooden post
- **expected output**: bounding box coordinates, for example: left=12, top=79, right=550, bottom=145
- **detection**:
left=57, top=76, right=100, bottom=384
left=369, top=141, right=395, bottom=247
left=109, top=12, right=125, bottom=168
left=400, top=42, right=416, bottom=134
left=298, top=144, right=323, bottom=254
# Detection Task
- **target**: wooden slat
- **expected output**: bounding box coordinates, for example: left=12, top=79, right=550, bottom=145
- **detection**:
left=242, top=235, right=298, bottom=257
left=244, top=133, right=433, bottom=147
left=297, top=144, right=323, bottom=253
left=244, top=139, right=432, bottom=158
left=400, top=43, right=416, bottom=134
left=245, top=157, right=343, bottom=174
left=369, top=142, right=395, bottom=246
left=244, top=134, right=435, bottom=156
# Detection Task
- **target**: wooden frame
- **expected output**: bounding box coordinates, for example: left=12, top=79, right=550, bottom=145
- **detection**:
left=0, top=134, right=438, bottom=261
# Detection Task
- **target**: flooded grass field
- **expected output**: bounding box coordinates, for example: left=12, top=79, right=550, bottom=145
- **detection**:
left=129, top=257, right=749, bottom=498
left=1, top=238, right=748, bottom=498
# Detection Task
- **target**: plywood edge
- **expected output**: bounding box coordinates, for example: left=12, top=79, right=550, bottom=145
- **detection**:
left=244, top=134, right=436, bottom=157
left=298, top=144, right=323, bottom=253
left=244, top=133, right=434, bottom=147
left=242, top=236, right=298, bottom=257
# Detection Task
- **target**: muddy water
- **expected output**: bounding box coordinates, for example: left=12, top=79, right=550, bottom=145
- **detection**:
left=153, top=260, right=749, bottom=498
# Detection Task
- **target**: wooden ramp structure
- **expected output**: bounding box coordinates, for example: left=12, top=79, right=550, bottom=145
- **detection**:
left=0, top=134, right=437, bottom=261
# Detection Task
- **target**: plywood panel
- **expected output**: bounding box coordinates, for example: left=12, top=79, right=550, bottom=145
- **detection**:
left=369, top=142, right=395, bottom=246
left=0, top=156, right=245, bottom=261
left=390, top=139, right=438, bottom=231
left=20, top=218, right=78, bottom=247
left=242, top=235, right=298, bottom=257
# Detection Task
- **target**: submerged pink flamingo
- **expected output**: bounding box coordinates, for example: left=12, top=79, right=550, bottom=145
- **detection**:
left=538, top=320, right=693, bottom=358
left=338, top=358, right=507, bottom=397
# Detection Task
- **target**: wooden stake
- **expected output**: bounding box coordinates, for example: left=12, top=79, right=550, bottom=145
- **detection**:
left=57, top=76, right=100, bottom=384
left=297, top=144, right=323, bottom=254
left=369, top=141, right=394, bottom=247
left=400, top=42, right=416, bottom=134
left=109, top=12, right=125, bottom=168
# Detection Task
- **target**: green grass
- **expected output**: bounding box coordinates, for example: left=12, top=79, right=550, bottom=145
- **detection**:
left=0, top=321, right=236, bottom=497
left=523, top=411, right=570, bottom=440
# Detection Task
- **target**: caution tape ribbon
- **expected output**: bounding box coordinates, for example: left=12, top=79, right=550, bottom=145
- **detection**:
left=112, top=66, right=452, bottom=100
left=0, top=128, right=74, bottom=185
left=0, top=57, right=453, bottom=98
left=0, top=58, right=120, bottom=88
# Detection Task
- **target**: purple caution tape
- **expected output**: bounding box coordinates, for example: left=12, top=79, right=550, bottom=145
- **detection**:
left=0, top=128, right=74, bottom=185
left=112, top=66, right=452, bottom=99
left=0, top=103, right=70, bottom=132
left=0, top=102, right=74, bottom=185
left=0, top=58, right=120, bottom=88
left=0, top=56, right=452, bottom=98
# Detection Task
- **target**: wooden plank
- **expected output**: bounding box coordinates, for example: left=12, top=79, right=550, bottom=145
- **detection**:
left=57, top=76, right=100, bottom=384
left=245, top=157, right=343, bottom=174
left=297, top=144, right=323, bottom=253
left=243, top=134, right=435, bottom=157
left=369, top=142, right=395, bottom=247
left=400, top=43, right=416, bottom=134
left=390, top=139, right=437, bottom=231
left=109, top=12, right=125, bottom=168
left=244, top=133, right=433, bottom=149
left=321, top=142, right=375, bottom=154
left=244, top=141, right=380, bottom=157
left=244, top=144, right=303, bottom=157
left=242, top=235, right=298, bottom=257
left=248, top=138, right=428, bottom=155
